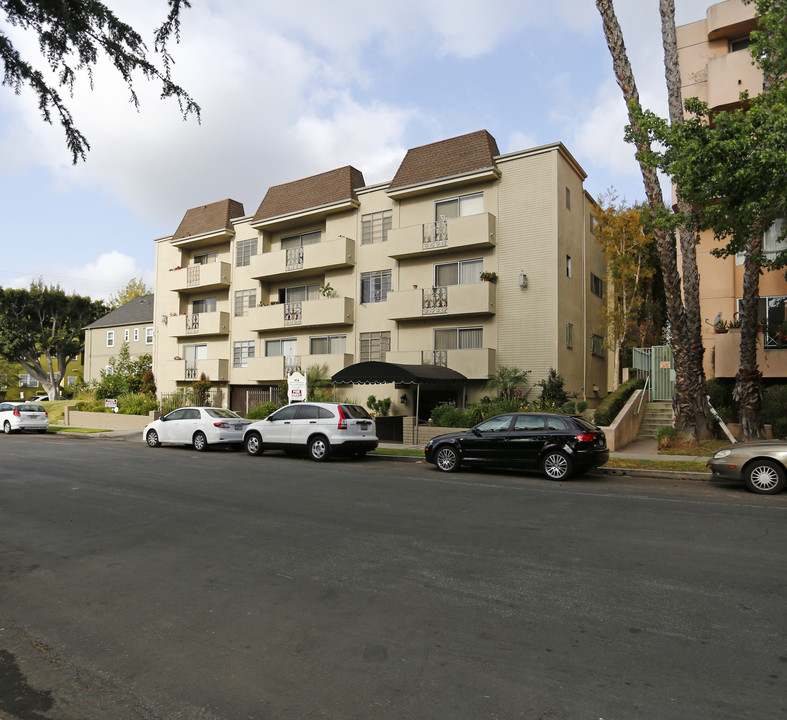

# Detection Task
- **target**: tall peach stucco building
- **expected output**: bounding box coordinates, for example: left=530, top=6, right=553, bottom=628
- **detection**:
left=677, top=0, right=787, bottom=379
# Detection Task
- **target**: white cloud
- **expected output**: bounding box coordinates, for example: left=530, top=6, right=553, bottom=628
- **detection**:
left=2, top=252, right=152, bottom=302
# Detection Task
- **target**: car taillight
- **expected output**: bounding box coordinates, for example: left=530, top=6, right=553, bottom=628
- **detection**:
left=214, top=422, right=230, bottom=429
left=576, top=432, right=597, bottom=443
left=337, top=405, right=347, bottom=430
left=13, top=409, right=20, bottom=417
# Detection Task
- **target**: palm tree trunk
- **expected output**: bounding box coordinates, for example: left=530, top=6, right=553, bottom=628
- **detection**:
left=735, top=234, right=765, bottom=439
left=596, top=0, right=704, bottom=438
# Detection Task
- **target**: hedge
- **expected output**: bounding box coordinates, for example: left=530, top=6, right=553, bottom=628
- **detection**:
left=593, top=377, right=645, bottom=426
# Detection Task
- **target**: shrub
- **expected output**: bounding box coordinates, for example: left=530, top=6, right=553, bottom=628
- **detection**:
left=762, top=384, right=787, bottom=438
left=706, top=378, right=736, bottom=422
left=118, top=393, right=158, bottom=415
left=246, top=402, right=279, bottom=420
left=192, top=373, right=211, bottom=407
left=577, top=401, right=588, bottom=413
left=367, top=395, right=392, bottom=417
left=140, top=370, right=156, bottom=397
left=656, top=426, right=677, bottom=449
left=539, top=368, right=573, bottom=407
left=430, top=403, right=472, bottom=428
left=561, top=400, right=577, bottom=414
left=593, top=377, right=645, bottom=426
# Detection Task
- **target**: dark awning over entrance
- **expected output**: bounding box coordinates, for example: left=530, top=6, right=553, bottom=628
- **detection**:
left=331, top=361, right=466, bottom=385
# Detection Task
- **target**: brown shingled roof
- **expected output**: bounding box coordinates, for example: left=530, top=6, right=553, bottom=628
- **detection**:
left=172, top=199, right=246, bottom=240
left=389, top=130, right=500, bottom=190
left=252, top=166, right=365, bottom=223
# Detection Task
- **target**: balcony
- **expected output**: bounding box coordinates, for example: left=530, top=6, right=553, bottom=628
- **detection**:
left=707, top=51, right=762, bottom=110
left=387, top=282, right=496, bottom=322
left=249, top=236, right=355, bottom=281
left=714, top=328, right=787, bottom=379
left=387, top=213, right=496, bottom=259
left=386, top=348, right=496, bottom=379
left=165, top=358, right=229, bottom=382
left=247, top=353, right=354, bottom=382
left=166, top=311, right=230, bottom=338
left=169, top=262, right=232, bottom=294
left=249, top=296, right=354, bottom=332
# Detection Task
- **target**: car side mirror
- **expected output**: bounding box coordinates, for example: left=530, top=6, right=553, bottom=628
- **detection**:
left=472, top=427, right=481, bottom=436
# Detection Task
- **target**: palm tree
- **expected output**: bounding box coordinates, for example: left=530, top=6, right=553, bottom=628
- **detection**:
left=485, top=366, right=530, bottom=402
left=306, top=364, right=333, bottom=401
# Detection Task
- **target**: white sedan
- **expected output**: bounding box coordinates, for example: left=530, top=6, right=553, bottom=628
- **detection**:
left=143, top=407, right=252, bottom=451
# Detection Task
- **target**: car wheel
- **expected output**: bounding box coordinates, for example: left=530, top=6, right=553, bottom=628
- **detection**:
left=192, top=431, right=208, bottom=452
left=434, top=445, right=460, bottom=473
left=146, top=429, right=161, bottom=448
left=3, top=421, right=11, bottom=435
left=541, top=451, right=573, bottom=481
left=308, top=435, right=330, bottom=462
left=744, top=459, right=786, bottom=494
left=245, top=432, right=264, bottom=457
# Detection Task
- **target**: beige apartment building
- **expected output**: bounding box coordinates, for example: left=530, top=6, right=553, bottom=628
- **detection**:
left=152, top=131, right=607, bottom=417
left=677, top=0, right=787, bottom=379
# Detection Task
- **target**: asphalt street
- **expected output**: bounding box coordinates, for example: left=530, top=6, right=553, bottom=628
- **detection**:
left=1, top=433, right=785, bottom=720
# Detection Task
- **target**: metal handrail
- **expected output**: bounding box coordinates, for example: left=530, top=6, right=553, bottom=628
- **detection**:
left=636, top=374, right=650, bottom=414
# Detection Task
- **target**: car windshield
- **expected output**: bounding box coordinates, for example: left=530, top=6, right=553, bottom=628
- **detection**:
left=341, top=404, right=372, bottom=419
left=205, top=408, right=242, bottom=419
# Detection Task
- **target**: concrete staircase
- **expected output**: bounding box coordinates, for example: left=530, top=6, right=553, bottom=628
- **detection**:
left=637, top=401, right=674, bottom=440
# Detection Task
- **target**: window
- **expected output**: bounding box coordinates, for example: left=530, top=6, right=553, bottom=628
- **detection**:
left=192, top=298, right=217, bottom=314
left=730, top=36, right=751, bottom=52
left=565, top=187, right=571, bottom=210
left=107, top=330, right=114, bottom=348
left=233, top=340, right=255, bottom=368
left=591, top=333, right=605, bottom=357
left=134, top=328, right=139, bottom=342
left=590, top=215, right=597, bottom=235
left=236, top=238, right=257, bottom=267
left=566, top=323, right=574, bottom=349
left=361, top=270, right=392, bottom=303
left=763, top=217, right=786, bottom=258
left=124, top=329, right=130, bottom=342
left=434, top=259, right=483, bottom=287
left=434, top=327, right=483, bottom=350
left=265, top=338, right=297, bottom=357
left=282, top=284, right=319, bottom=303
left=234, top=289, right=257, bottom=317
left=310, top=335, right=346, bottom=355
left=590, top=273, right=604, bottom=298
left=193, top=251, right=218, bottom=265
left=359, top=331, right=390, bottom=362
left=281, top=230, right=321, bottom=249
left=145, top=327, right=154, bottom=345
left=566, top=255, right=573, bottom=278
left=361, top=210, right=392, bottom=245
left=435, top=192, right=483, bottom=221
left=18, top=374, right=38, bottom=388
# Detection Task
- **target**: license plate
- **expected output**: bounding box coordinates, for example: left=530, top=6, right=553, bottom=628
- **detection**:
left=234, top=424, right=244, bottom=430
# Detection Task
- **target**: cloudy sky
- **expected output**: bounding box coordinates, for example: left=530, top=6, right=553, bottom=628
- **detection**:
left=0, top=0, right=713, bottom=301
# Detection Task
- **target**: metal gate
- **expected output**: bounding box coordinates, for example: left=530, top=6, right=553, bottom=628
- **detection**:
left=632, top=345, right=675, bottom=402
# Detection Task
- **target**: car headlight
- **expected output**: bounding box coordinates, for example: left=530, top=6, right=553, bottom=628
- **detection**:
left=713, top=449, right=732, bottom=459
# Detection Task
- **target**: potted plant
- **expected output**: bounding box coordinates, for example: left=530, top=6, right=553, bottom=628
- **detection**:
left=320, top=283, right=335, bottom=297
left=714, top=319, right=729, bottom=334
left=480, top=271, right=497, bottom=283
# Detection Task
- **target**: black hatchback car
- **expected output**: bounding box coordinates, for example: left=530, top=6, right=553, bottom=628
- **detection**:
left=424, top=412, right=609, bottom=480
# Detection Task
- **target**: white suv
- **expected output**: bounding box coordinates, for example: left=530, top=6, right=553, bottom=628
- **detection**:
left=243, top=402, right=378, bottom=461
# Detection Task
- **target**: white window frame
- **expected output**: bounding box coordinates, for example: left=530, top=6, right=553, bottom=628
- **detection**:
left=361, top=210, right=393, bottom=245
left=145, top=327, right=154, bottom=345
left=107, top=330, right=115, bottom=348
left=360, top=270, right=392, bottom=304
left=435, top=192, right=484, bottom=221
left=433, top=327, right=483, bottom=350
left=234, top=289, right=257, bottom=317
left=434, top=259, right=483, bottom=287
left=236, top=238, right=258, bottom=267
left=124, top=329, right=130, bottom=342
left=134, top=328, right=139, bottom=342
left=309, top=335, right=346, bottom=355
left=233, top=340, right=256, bottom=368
left=359, top=331, right=390, bottom=362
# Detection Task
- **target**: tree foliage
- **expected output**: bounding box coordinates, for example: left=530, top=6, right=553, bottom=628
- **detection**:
left=0, top=0, right=200, bottom=162
left=0, top=281, right=105, bottom=399
left=107, top=277, right=151, bottom=310
left=95, top=342, right=152, bottom=399
left=592, top=191, right=663, bottom=386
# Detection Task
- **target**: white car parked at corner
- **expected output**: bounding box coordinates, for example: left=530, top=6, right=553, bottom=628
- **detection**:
left=0, top=401, right=49, bottom=434
left=243, top=402, right=378, bottom=461
left=143, top=407, right=252, bottom=451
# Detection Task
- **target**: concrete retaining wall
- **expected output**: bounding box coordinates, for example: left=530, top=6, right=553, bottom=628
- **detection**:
left=63, top=407, right=160, bottom=430
left=597, top=389, right=645, bottom=451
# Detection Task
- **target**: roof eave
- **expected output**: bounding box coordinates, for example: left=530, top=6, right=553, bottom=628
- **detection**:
left=250, top=198, right=361, bottom=232
left=386, top=167, right=501, bottom=200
